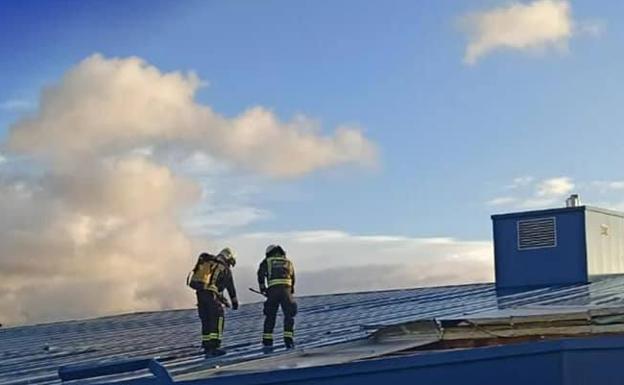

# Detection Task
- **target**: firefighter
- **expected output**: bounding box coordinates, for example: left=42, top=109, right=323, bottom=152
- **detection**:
left=257, top=244, right=297, bottom=352
left=188, top=248, right=239, bottom=356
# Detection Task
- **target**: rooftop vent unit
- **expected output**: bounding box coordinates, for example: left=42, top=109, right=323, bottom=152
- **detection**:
left=566, top=194, right=581, bottom=208
left=492, top=194, right=624, bottom=289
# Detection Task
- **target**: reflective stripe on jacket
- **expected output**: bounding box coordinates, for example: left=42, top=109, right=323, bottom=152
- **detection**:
left=257, top=256, right=295, bottom=288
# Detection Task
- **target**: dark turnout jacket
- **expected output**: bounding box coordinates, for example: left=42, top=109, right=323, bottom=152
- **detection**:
left=213, top=262, right=237, bottom=303
left=192, top=254, right=237, bottom=303
left=257, top=255, right=295, bottom=292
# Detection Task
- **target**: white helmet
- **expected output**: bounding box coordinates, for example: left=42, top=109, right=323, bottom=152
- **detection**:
left=266, top=244, right=277, bottom=255
left=217, top=247, right=236, bottom=267
left=265, top=244, right=284, bottom=256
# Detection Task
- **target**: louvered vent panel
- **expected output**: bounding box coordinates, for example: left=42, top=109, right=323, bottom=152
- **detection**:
left=517, top=217, right=557, bottom=250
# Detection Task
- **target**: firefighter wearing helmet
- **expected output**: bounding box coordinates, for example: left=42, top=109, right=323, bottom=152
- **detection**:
left=257, top=244, right=297, bottom=352
left=187, top=247, right=238, bottom=356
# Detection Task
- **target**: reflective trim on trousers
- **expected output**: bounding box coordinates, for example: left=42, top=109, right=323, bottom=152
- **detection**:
left=218, top=316, right=224, bottom=340
left=202, top=333, right=220, bottom=341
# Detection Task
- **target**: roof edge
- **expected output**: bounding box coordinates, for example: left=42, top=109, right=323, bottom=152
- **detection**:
left=491, top=205, right=624, bottom=220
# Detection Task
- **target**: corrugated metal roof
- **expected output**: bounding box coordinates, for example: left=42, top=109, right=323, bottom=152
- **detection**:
left=3, top=275, right=624, bottom=385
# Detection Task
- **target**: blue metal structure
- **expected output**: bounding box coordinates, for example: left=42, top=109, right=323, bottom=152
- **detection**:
left=492, top=206, right=624, bottom=289
left=492, top=206, right=587, bottom=289
left=58, top=358, right=171, bottom=384
left=176, top=335, right=624, bottom=385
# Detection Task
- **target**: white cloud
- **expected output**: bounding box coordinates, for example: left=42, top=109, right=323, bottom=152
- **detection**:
left=536, top=176, right=574, bottom=197
left=184, top=205, right=271, bottom=235
left=8, top=54, right=377, bottom=177
left=488, top=176, right=574, bottom=210
left=593, top=201, right=624, bottom=213
left=218, top=230, right=494, bottom=301
left=179, top=151, right=231, bottom=176
left=0, top=54, right=378, bottom=325
left=0, top=99, right=33, bottom=111
left=0, top=157, right=200, bottom=325
left=581, top=181, right=624, bottom=212
left=490, top=177, right=624, bottom=213
left=591, top=180, right=624, bottom=193
left=518, top=197, right=561, bottom=209
left=487, top=196, right=518, bottom=206
left=577, top=19, right=607, bottom=37
left=506, top=176, right=534, bottom=189
left=460, top=0, right=601, bottom=65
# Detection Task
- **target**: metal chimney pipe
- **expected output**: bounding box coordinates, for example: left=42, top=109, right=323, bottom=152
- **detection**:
left=566, top=194, right=580, bottom=208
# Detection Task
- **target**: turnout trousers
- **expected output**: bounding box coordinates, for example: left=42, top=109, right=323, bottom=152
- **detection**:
left=262, top=285, right=297, bottom=347
left=196, top=290, right=225, bottom=350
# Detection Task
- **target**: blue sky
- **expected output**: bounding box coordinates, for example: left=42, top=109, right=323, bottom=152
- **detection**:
left=1, top=0, right=624, bottom=323
left=2, top=1, right=621, bottom=239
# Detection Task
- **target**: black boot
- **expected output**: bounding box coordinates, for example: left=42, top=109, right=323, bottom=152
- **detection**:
left=202, top=341, right=212, bottom=356
left=284, top=338, right=295, bottom=350
left=204, top=347, right=227, bottom=357
left=262, top=335, right=274, bottom=354
left=210, top=348, right=227, bottom=357
left=204, top=339, right=226, bottom=357
left=262, top=339, right=274, bottom=354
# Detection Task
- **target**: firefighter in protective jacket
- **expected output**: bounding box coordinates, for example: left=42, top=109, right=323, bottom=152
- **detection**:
left=188, top=248, right=238, bottom=356
left=257, top=244, right=297, bottom=351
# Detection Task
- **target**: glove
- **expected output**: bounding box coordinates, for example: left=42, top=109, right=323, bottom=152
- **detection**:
left=231, top=298, right=239, bottom=310
left=259, top=284, right=267, bottom=295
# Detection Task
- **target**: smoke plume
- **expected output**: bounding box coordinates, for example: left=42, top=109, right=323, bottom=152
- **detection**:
left=0, top=54, right=376, bottom=325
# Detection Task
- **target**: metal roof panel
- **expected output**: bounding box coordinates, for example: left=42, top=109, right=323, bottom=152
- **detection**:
left=3, top=276, right=624, bottom=384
